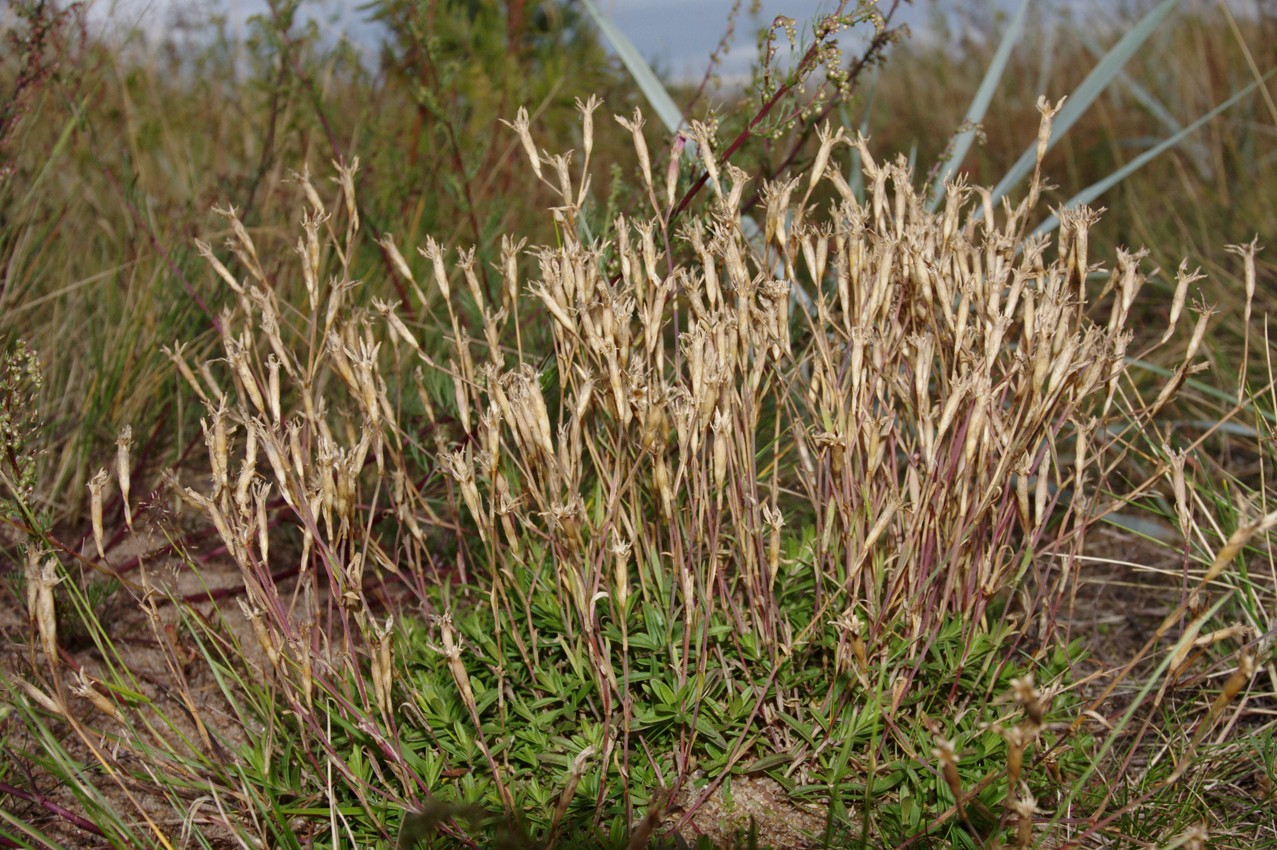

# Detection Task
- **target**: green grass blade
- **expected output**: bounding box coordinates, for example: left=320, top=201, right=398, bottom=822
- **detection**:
left=0, top=810, right=64, bottom=850
left=578, top=0, right=686, bottom=136
left=19, top=98, right=85, bottom=211
left=1049, top=592, right=1234, bottom=836
left=1034, top=68, right=1277, bottom=235
left=926, top=0, right=1031, bottom=210
left=990, top=0, right=1182, bottom=206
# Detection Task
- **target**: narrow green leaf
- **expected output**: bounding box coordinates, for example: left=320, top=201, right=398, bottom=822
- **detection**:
left=990, top=0, right=1183, bottom=206
left=927, top=0, right=1031, bottom=210
left=694, top=714, right=730, bottom=750
left=20, top=98, right=85, bottom=211
left=743, top=751, right=795, bottom=773
left=1169, top=420, right=1260, bottom=438
left=1125, top=357, right=1275, bottom=421
left=650, top=678, right=676, bottom=706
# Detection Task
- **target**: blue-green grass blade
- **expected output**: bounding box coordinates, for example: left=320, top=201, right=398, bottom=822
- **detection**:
left=578, top=0, right=685, bottom=136
left=926, top=0, right=1031, bottom=211
left=1086, top=43, right=1181, bottom=133
left=1125, top=357, right=1277, bottom=424
left=843, top=65, right=879, bottom=204
left=1078, top=34, right=1213, bottom=177
left=1103, top=511, right=1177, bottom=542
left=1033, top=10, right=1059, bottom=101
left=990, top=0, right=1182, bottom=206
left=1034, top=68, right=1277, bottom=235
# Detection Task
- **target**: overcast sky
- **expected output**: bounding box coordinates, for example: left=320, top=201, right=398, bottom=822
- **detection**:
left=83, top=0, right=1252, bottom=86
left=603, top=1, right=944, bottom=83
left=82, top=0, right=1052, bottom=82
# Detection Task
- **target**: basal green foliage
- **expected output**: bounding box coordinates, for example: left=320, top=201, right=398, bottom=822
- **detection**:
left=302, top=552, right=1087, bottom=848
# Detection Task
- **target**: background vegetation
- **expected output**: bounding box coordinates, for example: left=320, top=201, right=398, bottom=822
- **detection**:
left=0, top=0, right=1273, bottom=847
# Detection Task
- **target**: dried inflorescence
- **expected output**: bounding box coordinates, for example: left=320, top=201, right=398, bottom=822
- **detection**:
left=416, top=96, right=1208, bottom=659
left=179, top=96, right=1209, bottom=675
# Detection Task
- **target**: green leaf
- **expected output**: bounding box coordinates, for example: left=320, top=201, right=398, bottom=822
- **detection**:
left=1124, top=357, right=1276, bottom=421
left=650, top=678, right=677, bottom=706
left=694, top=714, right=729, bottom=750
left=743, top=751, right=794, bottom=773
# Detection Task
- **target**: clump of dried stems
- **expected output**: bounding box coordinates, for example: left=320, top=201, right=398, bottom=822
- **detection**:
left=118, top=94, right=1226, bottom=842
